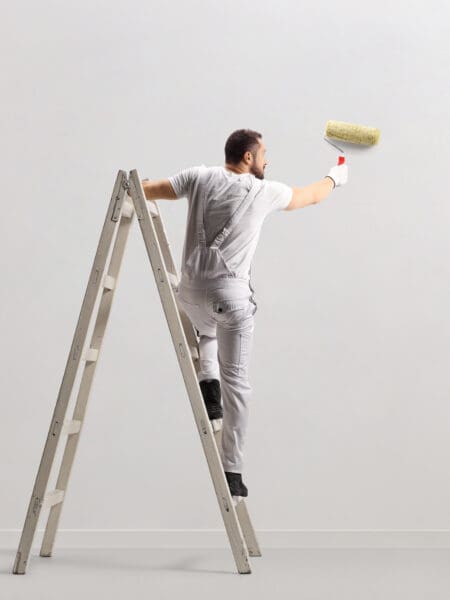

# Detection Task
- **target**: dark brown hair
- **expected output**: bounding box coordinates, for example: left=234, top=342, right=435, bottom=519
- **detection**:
left=224, top=129, right=262, bottom=165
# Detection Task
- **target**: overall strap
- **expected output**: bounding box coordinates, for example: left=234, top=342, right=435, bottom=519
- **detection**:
left=196, top=189, right=208, bottom=248
left=210, top=180, right=260, bottom=250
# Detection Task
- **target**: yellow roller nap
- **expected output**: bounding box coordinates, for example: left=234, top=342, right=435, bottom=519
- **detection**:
left=325, top=120, right=380, bottom=145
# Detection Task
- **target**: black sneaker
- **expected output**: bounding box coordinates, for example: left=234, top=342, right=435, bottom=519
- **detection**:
left=199, top=378, right=223, bottom=420
left=225, top=471, right=248, bottom=497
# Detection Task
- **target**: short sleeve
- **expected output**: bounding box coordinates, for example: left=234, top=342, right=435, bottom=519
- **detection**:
left=262, top=179, right=293, bottom=213
left=168, top=165, right=203, bottom=198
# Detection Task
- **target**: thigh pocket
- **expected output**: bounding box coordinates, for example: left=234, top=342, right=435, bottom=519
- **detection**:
left=211, top=298, right=250, bottom=324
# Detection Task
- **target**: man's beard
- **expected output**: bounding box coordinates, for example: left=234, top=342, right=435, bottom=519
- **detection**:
left=250, top=165, right=265, bottom=180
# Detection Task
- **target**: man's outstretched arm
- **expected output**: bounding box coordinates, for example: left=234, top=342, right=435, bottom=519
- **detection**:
left=284, top=177, right=335, bottom=210
left=128, top=179, right=178, bottom=200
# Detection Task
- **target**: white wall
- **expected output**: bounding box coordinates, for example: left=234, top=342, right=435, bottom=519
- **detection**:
left=2, top=0, right=450, bottom=547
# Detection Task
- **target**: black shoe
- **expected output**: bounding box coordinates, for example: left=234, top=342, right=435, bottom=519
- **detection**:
left=225, top=471, right=248, bottom=497
left=199, top=378, right=223, bottom=420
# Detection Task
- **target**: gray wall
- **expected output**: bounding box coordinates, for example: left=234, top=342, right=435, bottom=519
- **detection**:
left=2, top=0, right=450, bottom=545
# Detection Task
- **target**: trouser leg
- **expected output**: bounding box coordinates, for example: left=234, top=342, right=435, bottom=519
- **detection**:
left=176, top=279, right=256, bottom=473
left=175, top=285, right=219, bottom=383
left=197, top=334, right=220, bottom=382
left=216, top=318, right=254, bottom=474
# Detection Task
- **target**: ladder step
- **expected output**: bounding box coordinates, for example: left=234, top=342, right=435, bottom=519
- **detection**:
left=147, top=201, right=158, bottom=216
left=167, top=272, right=179, bottom=289
left=61, top=419, right=81, bottom=436
left=103, top=274, right=116, bottom=290
left=84, top=348, right=99, bottom=362
left=122, top=200, right=134, bottom=219
left=42, top=489, right=65, bottom=511
left=211, top=418, right=222, bottom=433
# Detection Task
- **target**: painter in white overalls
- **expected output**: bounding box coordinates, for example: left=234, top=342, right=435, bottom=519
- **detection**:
left=171, top=165, right=292, bottom=474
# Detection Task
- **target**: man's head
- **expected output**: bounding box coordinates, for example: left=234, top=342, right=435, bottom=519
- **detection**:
left=224, top=128, right=268, bottom=180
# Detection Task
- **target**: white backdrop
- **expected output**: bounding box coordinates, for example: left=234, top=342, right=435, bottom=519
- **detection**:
left=1, top=0, right=449, bottom=548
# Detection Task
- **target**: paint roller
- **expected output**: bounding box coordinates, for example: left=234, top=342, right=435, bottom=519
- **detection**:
left=324, top=120, right=380, bottom=165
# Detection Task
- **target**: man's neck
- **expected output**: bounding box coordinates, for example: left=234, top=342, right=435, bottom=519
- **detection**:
left=224, top=164, right=248, bottom=175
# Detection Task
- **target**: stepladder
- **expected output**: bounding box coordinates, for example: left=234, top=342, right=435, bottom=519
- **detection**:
left=12, top=169, right=261, bottom=576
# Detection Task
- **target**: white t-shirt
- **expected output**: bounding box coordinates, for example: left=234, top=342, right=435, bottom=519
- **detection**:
left=168, top=165, right=292, bottom=281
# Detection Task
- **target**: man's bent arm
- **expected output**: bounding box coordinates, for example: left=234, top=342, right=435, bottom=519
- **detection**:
left=139, top=179, right=178, bottom=200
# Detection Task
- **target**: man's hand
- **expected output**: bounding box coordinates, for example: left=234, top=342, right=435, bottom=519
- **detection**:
left=127, top=178, right=149, bottom=197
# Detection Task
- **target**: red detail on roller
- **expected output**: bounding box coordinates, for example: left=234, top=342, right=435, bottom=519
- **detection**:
left=338, top=156, right=345, bottom=165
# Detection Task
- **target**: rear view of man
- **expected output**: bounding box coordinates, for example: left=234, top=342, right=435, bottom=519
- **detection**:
left=139, top=129, right=348, bottom=498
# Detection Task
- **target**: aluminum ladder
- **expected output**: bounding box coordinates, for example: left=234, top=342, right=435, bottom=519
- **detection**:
left=12, top=170, right=261, bottom=575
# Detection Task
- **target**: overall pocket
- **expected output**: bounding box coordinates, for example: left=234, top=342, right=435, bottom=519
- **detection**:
left=210, top=296, right=252, bottom=325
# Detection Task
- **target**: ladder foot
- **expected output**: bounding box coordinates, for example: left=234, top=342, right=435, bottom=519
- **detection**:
left=12, top=552, right=27, bottom=574
left=238, top=566, right=252, bottom=574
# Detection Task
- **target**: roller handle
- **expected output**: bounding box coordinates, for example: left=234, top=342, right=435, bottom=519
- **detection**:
left=338, top=155, right=345, bottom=165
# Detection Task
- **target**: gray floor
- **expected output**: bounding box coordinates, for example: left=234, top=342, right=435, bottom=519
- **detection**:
left=2, top=548, right=450, bottom=599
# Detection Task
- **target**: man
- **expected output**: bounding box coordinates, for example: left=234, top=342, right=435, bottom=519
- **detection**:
left=135, top=129, right=348, bottom=498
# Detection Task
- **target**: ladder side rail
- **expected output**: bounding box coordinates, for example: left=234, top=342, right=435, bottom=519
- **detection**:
left=149, top=194, right=261, bottom=558
left=147, top=200, right=202, bottom=380
left=40, top=199, right=136, bottom=557
left=128, top=170, right=251, bottom=574
left=12, top=171, right=128, bottom=574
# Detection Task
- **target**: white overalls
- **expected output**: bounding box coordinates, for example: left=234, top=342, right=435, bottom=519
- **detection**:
left=174, top=178, right=260, bottom=474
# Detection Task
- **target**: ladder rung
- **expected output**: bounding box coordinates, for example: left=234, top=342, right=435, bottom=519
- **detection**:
left=61, top=419, right=81, bottom=436
left=211, top=418, right=222, bottom=433
left=147, top=201, right=158, bottom=216
left=103, top=274, right=116, bottom=290
left=42, top=489, right=65, bottom=511
left=167, top=272, right=179, bottom=289
left=84, top=348, right=99, bottom=362
left=122, top=200, right=134, bottom=218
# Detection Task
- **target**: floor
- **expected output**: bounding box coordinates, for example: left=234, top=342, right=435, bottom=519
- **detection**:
left=2, top=548, right=450, bottom=599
